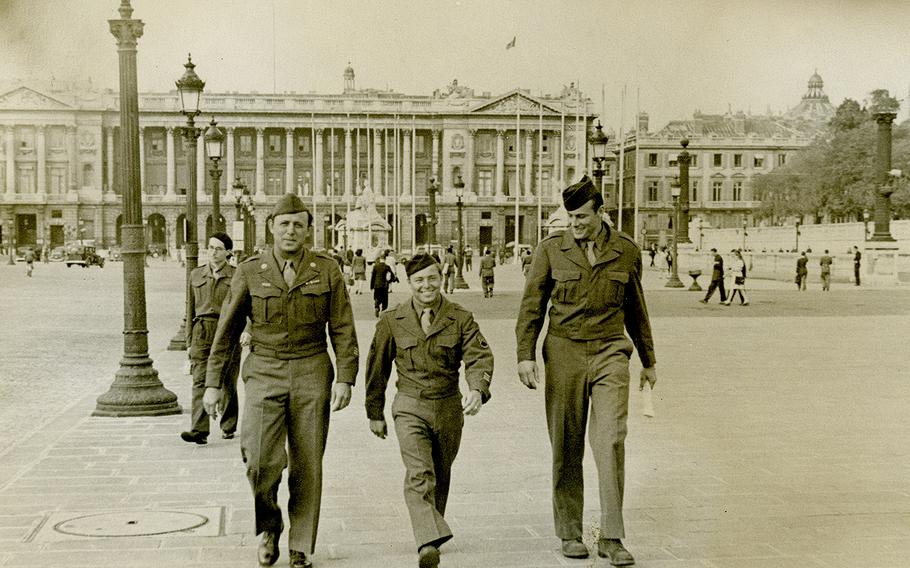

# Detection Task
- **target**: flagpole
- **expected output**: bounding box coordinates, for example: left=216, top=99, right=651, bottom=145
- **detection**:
left=310, top=112, right=318, bottom=248
left=394, top=116, right=400, bottom=252
left=560, top=102, right=565, bottom=184
left=411, top=115, right=416, bottom=255
left=384, top=125, right=389, bottom=244
left=514, top=92, right=521, bottom=262
left=618, top=85, right=626, bottom=232
left=330, top=124, right=336, bottom=249
left=633, top=87, right=641, bottom=243
left=537, top=94, right=543, bottom=245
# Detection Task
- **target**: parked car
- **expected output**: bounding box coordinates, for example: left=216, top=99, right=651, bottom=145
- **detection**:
left=49, top=246, right=66, bottom=262
left=65, top=244, right=105, bottom=268
left=107, top=246, right=123, bottom=262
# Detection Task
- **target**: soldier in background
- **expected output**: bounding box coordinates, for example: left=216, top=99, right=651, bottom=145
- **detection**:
left=479, top=248, right=496, bottom=298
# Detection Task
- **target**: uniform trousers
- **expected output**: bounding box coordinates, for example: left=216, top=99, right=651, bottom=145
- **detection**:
left=542, top=334, right=633, bottom=540
left=189, top=321, right=241, bottom=437
left=374, top=287, right=390, bottom=313
left=240, top=351, right=333, bottom=554
left=392, top=392, right=464, bottom=549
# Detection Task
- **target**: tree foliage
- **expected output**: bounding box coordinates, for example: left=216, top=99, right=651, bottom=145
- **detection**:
left=754, top=90, right=909, bottom=223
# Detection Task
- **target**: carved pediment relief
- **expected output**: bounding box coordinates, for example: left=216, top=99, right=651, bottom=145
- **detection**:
left=0, top=87, right=72, bottom=110
left=472, top=92, right=561, bottom=115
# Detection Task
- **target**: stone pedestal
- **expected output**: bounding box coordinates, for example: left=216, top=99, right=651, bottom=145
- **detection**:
left=863, top=243, right=901, bottom=285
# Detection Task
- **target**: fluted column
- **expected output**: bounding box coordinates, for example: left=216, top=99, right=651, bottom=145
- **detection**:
left=431, top=129, right=440, bottom=181
left=344, top=128, right=353, bottom=196
left=5, top=127, right=14, bottom=194
left=465, top=129, right=476, bottom=194
left=138, top=126, right=145, bottom=194
left=35, top=126, right=46, bottom=195
left=524, top=131, right=534, bottom=197
left=373, top=128, right=383, bottom=194
left=66, top=125, right=77, bottom=191
left=285, top=127, right=294, bottom=194
left=314, top=128, right=324, bottom=196
left=225, top=127, right=235, bottom=189
left=551, top=131, right=562, bottom=196
left=495, top=130, right=505, bottom=196
left=165, top=126, right=175, bottom=196
left=402, top=130, right=411, bottom=195
left=255, top=127, right=265, bottom=197
left=196, top=135, right=205, bottom=197
left=106, top=127, right=115, bottom=193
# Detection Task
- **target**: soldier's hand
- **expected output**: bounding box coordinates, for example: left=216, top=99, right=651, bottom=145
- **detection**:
left=517, top=360, right=539, bottom=390
left=640, top=366, right=657, bottom=390
left=203, top=387, right=222, bottom=417
left=369, top=419, right=388, bottom=439
left=331, top=383, right=352, bottom=412
left=462, top=390, right=482, bottom=416
left=239, top=332, right=252, bottom=347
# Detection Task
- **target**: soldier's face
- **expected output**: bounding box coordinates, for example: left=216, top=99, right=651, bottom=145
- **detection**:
left=270, top=212, right=309, bottom=254
left=408, top=264, right=442, bottom=304
left=207, top=237, right=228, bottom=268
left=567, top=200, right=602, bottom=240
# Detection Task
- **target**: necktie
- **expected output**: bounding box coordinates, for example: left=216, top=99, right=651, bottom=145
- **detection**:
left=420, top=308, right=433, bottom=335
left=283, top=261, right=296, bottom=287
left=586, top=240, right=597, bottom=266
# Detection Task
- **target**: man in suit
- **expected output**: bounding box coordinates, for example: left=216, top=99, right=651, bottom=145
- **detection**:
left=853, top=245, right=862, bottom=286
left=370, top=251, right=398, bottom=317
left=700, top=248, right=727, bottom=304
left=516, top=176, right=657, bottom=566
left=365, top=254, right=493, bottom=568
left=204, top=194, right=359, bottom=568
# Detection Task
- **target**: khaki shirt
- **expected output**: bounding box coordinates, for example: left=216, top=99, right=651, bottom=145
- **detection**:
left=364, top=296, right=493, bottom=421
left=516, top=224, right=656, bottom=368
left=205, top=247, right=359, bottom=388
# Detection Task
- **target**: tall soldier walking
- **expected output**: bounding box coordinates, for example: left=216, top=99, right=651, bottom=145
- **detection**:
left=516, top=176, right=657, bottom=566
left=204, top=194, right=359, bottom=568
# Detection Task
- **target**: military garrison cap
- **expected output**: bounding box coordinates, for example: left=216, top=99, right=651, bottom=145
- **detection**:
left=562, top=175, right=600, bottom=211
left=271, top=193, right=309, bottom=217
left=405, top=253, right=439, bottom=277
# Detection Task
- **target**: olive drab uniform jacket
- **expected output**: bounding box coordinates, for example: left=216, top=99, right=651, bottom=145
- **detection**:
left=515, top=224, right=656, bottom=368
left=186, top=263, right=236, bottom=360
left=205, top=248, right=359, bottom=388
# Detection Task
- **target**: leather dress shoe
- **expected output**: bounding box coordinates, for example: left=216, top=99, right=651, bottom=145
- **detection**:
left=258, top=531, right=279, bottom=566
left=222, top=431, right=235, bottom=439
left=289, top=549, right=312, bottom=568
left=561, top=538, right=589, bottom=559
left=598, top=538, right=635, bottom=566
left=418, top=544, right=440, bottom=568
left=180, top=431, right=207, bottom=445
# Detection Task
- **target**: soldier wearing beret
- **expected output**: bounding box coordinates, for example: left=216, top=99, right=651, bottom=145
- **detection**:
left=515, top=175, right=657, bottom=566
left=204, top=194, right=359, bottom=568
left=181, top=231, right=242, bottom=445
left=365, top=253, right=493, bottom=568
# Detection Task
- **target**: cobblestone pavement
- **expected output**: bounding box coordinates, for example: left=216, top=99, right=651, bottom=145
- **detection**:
left=0, top=260, right=908, bottom=567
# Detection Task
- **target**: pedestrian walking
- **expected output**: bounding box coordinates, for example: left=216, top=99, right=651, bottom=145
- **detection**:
left=516, top=176, right=657, bottom=566
left=463, top=245, right=473, bottom=271
left=352, top=249, right=367, bottom=295
left=722, top=249, right=749, bottom=306
left=796, top=251, right=808, bottom=291
left=23, top=248, right=35, bottom=277
left=181, top=232, right=242, bottom=445
left=370, top=251, right=398, bottom=316
left=700, top=248, right=727, bottom=304
left=442, top=246, right=457, bottom=294
left=203, top=194, right=359, bottom=568
left=853, top=245, right=862, bottom=286
left=479, top=248, right=496, bottom=297
left=521, top=248, right=533, bottom=276
left=819, top=250, right=833, bottom=291
left=648, top=243, right=657, bottom=267
left=365, top=253, right=494, bottom=568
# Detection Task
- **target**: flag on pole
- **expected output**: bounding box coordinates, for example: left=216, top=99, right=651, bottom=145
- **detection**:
left=505, top=36, right=516, bottom=50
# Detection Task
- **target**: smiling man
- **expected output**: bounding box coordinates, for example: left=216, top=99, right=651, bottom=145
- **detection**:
left=516, top=175, right=657, bottom=566
left=204, top=194, right=358, bottom=568
left=365, top=253, right=493, bottom=568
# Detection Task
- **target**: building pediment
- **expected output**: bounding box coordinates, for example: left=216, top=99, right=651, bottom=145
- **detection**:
left=471, top=91, right=561, bottom=115
left=0, top=87, right=72, bottom=110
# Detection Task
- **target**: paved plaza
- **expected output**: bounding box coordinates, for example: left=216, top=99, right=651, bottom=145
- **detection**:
left=0, top=259, right=908, bottom=567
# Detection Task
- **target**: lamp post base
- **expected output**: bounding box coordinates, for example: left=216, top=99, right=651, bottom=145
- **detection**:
left=455, top=275, right=469, bottom=289
left=93, top=358, right=181, bottom=417
left=167, top=319, right=187, bottom=351
left=664, top=274, right=685, bottom=288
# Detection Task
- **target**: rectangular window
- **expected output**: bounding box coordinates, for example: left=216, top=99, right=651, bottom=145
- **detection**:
left=269, top=135, right=281, bottom=153
left=668, top=153, right=678, bottom=167
left=647, top=180, right=659, bottom=202
left=50, top=168, right=66, bottom=193
left=754, top=155, right=764, bottom=168
left=734, top=154, right=743, bottom=168
left=150, top=135, right=162, bottom=152
left=648, top=153, right=658, bottom=167
left=732, top=181, right=743, bottom=201
left=542, top=134, right=549, bottom=153
left=478, top=134, right=493, bottom=155
left=777, top=153, right=787, bottom=166
left=712, top=181, right=723, bottom=201
left=478, top=170, right=493, bottom=196
left=713, top=153, right=722, bottom=168
left=51, top=209, right=63, bottom=218
left=691, top=180, right=698, bottom=202
left=415, top=135, right=426, bottom=155
left=481, top=211, right=492, bottom=220
left=690, top=154, right=698, bottom=168
left=298, top=136, right=311, bottom=154
left=19, top=128, right=34, bottom=149
left=240, top=135, right=252, bottom=153
left=49, top=128, right=65, bottom=149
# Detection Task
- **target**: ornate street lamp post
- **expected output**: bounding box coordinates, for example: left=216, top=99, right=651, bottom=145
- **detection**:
left=588, top=121, right=609, bottom=219
left=795, top=220, right=801, bottom=252
left=232, top=176, right=254, bottom=257
left=871, top=111, right=898, bottom=242
left=741, top=216, right=748, bottom=251
left=427, top=177, right=439, bottom=248
left=6, top=219, right=14, bottom=265
left=677, top=138, right=691, bottom=243
left=665, top=179, right=684, bottom=288
left=94, top=0, right=179, bottom=417
left=454, top=175, right=469, bottom=289
left=204, top=118, right=225, bottom=234
left=863, top=209, right=870, bottom=241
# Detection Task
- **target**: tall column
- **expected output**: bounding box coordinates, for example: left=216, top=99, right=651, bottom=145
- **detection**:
left=36, top=126, right=46, bottom=195
left=344, top=128, right=353, bottom=196
left=255, top=127, right=265, bottom=197
left=465, top=129, right=476, bottom=194
left=372, top=128, right=382, bottom=194
left=314, top=128, right=324, bottom=196
left=677, top=138, right=691, bottom=243
left=225, top=127, right=235, bottom=189
left=552, top=131, right=562, bottom=195
left=106, top=127, right=115, bottom=193
left=872, top=111, right=898, bottom=242
left=524, top=131, right=534, bottom=196
left=5, top=127, right=14, bottom=194
left=402, top=130, right=411, bottom=195
left=495, top=130, right=505, bottom=196
left=138, top=126, right=145, bottom=194
left=165, top=126, right=175, bottom=196
left=285, top=127, right=294, bottom=194
left=431, top=129, right=440, bottom=181
left=66, top=125, right=77, bottom=191
left=196, top=135, right=205, bottom=197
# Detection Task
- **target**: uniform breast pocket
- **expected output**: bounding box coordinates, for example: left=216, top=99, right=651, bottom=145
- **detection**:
left=601, top=270, right=629, bottom=307
left=396, top=335, right=419, bottom=371
left=552, top=269, right=582, bottom=304
left=295, top=282, right=331, bottom=323
left=250, top=286, right=282, bottom=323
left=433, top=333, right=460, bottom=369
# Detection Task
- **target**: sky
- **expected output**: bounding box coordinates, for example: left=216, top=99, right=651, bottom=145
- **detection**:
left=2, top=0, right=909, bottom=131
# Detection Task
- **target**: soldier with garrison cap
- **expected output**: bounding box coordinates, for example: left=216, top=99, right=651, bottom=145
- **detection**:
left=515, top=175, right=657, bottom=566
left=204, top=193, right=359, bottom=568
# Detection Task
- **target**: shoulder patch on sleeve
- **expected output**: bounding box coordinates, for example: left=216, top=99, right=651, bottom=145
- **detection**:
left=240, top=254, right=261, bottom=264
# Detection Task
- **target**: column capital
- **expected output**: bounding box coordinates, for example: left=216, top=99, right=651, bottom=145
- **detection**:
left=65, top=125, right=78, bottom=134
left=874, top=111, right=898, bottom=125
left=36, top=124, right=46, bottom=133
left=138, top=126, right=145, bottom=135
left=550, top=130, right=561, bottom=138
left=166, top=126, right=175, bottom=135
left=255, top=127, right=265, bottom=136
left=525, top=130, right=537, bottom=140
left=315, top=128, right=324, bottom=136
left=285, top=127, right=294, bottom=136
left=402, top=129, right=411, bottom=138
left=431, top=129, right=441, bottom=139
left=344, top=127, right=353, bottom=135
left=226, top=126, right=235, bottom=135
left=468, top=129, right=478, bottom=138
left=496, top=129, right=506, bottom=138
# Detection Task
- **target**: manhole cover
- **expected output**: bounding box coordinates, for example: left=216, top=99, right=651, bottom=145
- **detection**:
left=54, top=510, right=209, bottom=537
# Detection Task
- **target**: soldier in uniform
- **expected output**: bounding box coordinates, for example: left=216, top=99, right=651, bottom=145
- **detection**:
left=181, top=232, right=242, bottom=444
left=365, top=254, right=493, bottom=568
left=204, top=194, right=359, bottom=568
left=516, top=176, right=657, bottom=566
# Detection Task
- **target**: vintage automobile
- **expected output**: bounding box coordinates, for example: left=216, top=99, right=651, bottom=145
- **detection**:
left=65, top=244, right=105, bottom=268
left=49, top=246, right=66, bottom=262
left=107, top=246, right=123, bottom=262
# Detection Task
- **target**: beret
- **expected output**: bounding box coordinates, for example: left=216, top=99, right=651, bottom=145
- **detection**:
left=271, top=193, right=309, bottom=218
left=209, top=231, right=233, bottom=250
left=562, top=175, right=599, bottom=211
left=405, top=253, right=439, bottom=277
